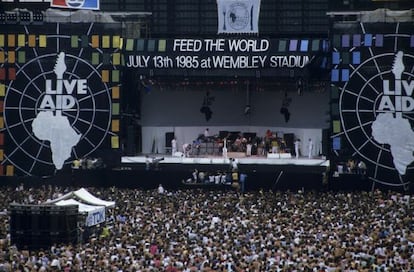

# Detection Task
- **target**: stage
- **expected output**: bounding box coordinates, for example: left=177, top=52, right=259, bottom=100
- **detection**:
left=116, top=153, right=331, bottom=190
left=0, top=153, right=373, bottom=191
left=121, top=153, right=329, bottom=167
left=118, top=152, right=368, bottom=190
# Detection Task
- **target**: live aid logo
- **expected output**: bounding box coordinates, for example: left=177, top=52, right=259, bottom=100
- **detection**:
left=39, top=79, right=87, bottom=111
left=377, top=51, right=414, bottom=116
left=38, top=52, right=87, bottom=112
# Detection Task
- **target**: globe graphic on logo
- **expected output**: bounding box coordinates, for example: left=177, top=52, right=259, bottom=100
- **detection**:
left=227, top=2, right=250, bottom=30
left=66, top=0, right=84, bottom=8
left=337, top=31, right=414, bottom=190
left=4, top=51, right=112, bottom=177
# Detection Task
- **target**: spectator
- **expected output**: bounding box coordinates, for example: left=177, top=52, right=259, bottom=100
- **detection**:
left=171, top=137, right=177, bottom=155
left=157, top=184, right=165, bottom=194
left=0, top=186, right=413, bottom=271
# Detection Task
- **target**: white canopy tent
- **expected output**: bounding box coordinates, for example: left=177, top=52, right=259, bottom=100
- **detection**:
left=46, top=188, right=115, bottom=207
left=54, top=199, right=106, bottom=227
left=54, top=199, right=101, bottom=212
left=45, top=188, right=115, bottom=226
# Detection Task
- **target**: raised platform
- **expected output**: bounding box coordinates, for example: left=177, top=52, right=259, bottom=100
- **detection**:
left=115, top=153, right=338, bottom=191
left=121, top=154, right=327, bottom=167
left=0, top=154, right=375, bottom=192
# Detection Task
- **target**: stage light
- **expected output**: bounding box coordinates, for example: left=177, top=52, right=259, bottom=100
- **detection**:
left=5, top=12, right=18, bottom=24
left=244, top=105, right=251, bottom=115
left=19, top=11, right=32, bottom=24
left=32, top=11, right=44, bottom=23
left=297, top=77, right=303, bottom=95
left=200, top=106, right=213, bottom=121
left=0, top=13, right=6, bottom=23
left=140, top=78, right=152, bottom=93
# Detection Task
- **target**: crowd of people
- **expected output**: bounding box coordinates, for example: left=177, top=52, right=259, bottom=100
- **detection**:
left=0, top=185, right=413, bottom=271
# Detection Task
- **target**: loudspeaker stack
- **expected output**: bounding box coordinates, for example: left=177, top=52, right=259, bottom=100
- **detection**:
left=9, top=204, right=78, bottom=250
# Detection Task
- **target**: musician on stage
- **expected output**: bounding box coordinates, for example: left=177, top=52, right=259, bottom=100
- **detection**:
left=294, top=138, right=301, bottom=159
left=171, top=137, right=177, bottom=155
left=183, top=143, right=191, bottom=157
left=308, top=138, right=313, bottom=159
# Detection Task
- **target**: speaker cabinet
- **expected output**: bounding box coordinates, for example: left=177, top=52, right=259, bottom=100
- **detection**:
left=10, top=204, right=78, bottom=250
left=219, top=131, right=229, bottom=139
left=243, top=132, right=256, bottom=140
left=283, top=133, right=295, bottom=154
left=165, top=132, right=174, bottom=148
left=93, top=149, right=122, bottom=169
left=165, top=132, right=175, bottom=153
left=322, top=128, right=330, bottom=156
left=126, top=125, right=137, bottom=155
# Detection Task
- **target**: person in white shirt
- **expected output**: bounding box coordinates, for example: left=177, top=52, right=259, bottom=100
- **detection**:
left=246, top=142, right=252, bottom=157
left=222, top=138, right=228, bottom=159
left=157, top=184, right=165, bottom=194
left=171, top=137, right=177, bottom=155
left=294, top=139, right=301, bottom=159
left=308, top=138, right=313, bottom=159
left=182, top=143, right=191, bottom=157
left=230, top=158, right=238, bottom=172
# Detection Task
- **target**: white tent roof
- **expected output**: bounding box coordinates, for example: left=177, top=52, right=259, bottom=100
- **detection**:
left=46, top=188, right=115, bottom=208
left=54, top=199, right=103, bottom=213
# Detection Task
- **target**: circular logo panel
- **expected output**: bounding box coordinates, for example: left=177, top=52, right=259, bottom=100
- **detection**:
left=3, top=33, right=112, bottom=176
left=339, top=33, right=414, bottom=189
left=227, top=2, right=250, bottom=30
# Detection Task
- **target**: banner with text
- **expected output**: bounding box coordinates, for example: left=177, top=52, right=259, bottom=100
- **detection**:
left=85, top=206, right=106, bottom=227
left=124, top=38, right=326, bottom=71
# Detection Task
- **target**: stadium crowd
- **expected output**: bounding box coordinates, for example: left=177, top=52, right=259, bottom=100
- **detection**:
left=0, top=185, right=413, bottom=271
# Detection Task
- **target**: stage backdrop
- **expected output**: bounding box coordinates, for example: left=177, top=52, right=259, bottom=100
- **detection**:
left=139, top=85, right=329, bottom=154
left=330, top=22, right=414, bottom=190
left=0, top=23, right=122, bottom=177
